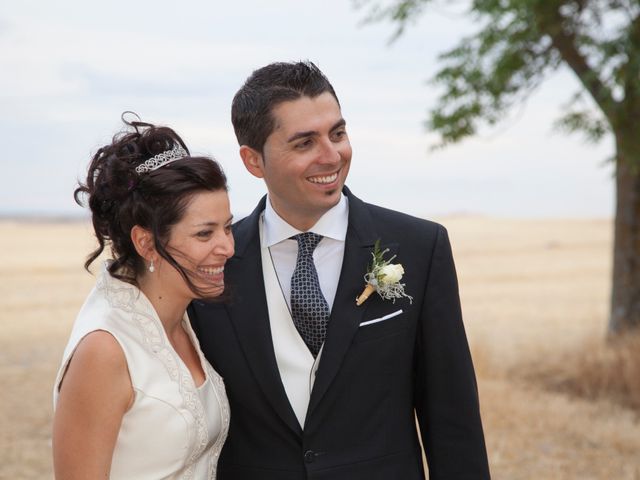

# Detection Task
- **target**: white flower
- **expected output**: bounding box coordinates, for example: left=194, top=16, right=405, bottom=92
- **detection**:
left=378, top=264, right=404, bottom=284
left=356, top=240, right=413, bottom=306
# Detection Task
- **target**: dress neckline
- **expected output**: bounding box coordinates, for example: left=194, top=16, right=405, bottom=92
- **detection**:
left=98, top=264, right=210, bottom=390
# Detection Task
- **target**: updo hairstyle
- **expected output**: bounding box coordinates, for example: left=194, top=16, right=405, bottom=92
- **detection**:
left=74, top=115, right=228, bottom=297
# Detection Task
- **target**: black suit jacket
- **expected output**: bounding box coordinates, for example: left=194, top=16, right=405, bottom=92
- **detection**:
left=189, top=187, right=490, bottom=479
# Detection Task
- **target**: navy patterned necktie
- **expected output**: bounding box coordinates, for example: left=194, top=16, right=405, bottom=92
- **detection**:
left=290, top=232, right=330, bottom=358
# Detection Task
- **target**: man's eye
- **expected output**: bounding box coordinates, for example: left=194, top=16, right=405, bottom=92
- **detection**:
left=295, top=139, right=313, bottom=149
left=333, top=130, right=346, bottom=140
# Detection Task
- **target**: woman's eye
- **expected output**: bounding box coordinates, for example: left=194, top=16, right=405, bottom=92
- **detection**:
left=196, top=230, right=212, bottom=238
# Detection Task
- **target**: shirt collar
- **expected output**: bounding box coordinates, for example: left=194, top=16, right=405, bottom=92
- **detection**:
left=262, top=194, right=349, bottom=247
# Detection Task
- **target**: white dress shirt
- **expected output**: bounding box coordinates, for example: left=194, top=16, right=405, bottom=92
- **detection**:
left=262, top=194, right=349, bottom=311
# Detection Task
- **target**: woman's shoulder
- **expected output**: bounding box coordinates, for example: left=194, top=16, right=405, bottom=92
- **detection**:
left=73, top=330, right=128, bottom=369
left=62, top=330, right=130, bottom=385
left=56, top=329, right=133, bottom=410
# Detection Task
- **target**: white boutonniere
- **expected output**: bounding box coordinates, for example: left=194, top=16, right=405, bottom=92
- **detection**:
left=356, top=240, right=413, bottom=306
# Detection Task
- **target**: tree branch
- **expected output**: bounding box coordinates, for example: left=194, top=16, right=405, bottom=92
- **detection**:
left=537, top=4, right=617, bottom=122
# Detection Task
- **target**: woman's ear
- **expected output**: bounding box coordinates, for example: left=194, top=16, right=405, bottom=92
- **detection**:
left=130, top=225, right=155, bottom=261
left=239, top=145, right=265, bottom=179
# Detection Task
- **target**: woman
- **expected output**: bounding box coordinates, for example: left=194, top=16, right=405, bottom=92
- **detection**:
left=52, top=116, right=234, bottom=479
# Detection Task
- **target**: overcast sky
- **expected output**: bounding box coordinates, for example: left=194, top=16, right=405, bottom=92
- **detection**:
left=1, top=0, right=614, bottom=219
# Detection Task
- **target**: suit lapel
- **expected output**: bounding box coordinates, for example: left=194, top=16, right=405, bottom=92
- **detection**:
left=308, top=188, right=397, bottom=415
left=226, top=197, right=302, bottom=436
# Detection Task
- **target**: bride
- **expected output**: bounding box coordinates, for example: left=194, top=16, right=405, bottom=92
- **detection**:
left=52, top=116, right=234, bottom=479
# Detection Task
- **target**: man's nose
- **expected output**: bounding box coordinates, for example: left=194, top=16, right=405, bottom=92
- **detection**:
left=318, top=138, right=341, bottom=164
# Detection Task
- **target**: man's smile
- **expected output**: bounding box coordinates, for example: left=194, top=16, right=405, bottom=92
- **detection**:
left=307, top=171, right=339, bottom=185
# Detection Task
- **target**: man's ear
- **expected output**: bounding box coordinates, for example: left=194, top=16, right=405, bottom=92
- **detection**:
left=130, top=225, right=155, bottom=261
left=239, top=145, right=265, bottom=179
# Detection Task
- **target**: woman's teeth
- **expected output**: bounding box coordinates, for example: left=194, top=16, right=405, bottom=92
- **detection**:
left=198, top=266, right=224, bottom=275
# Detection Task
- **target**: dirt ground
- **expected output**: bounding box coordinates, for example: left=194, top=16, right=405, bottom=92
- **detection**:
left=1, top=217, right=638, bottom=479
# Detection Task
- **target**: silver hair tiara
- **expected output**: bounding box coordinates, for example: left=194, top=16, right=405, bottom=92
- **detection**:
left=135, top=145, right=188, bottom=174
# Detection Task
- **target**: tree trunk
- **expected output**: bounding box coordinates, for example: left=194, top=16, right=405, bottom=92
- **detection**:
left=609, top=134, right=640, bottom=333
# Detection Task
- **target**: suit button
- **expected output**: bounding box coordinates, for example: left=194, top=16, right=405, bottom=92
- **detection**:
left=304, top=450, right=315, bottom=463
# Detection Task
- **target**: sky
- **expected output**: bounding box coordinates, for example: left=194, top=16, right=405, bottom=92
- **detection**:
left=1, top=0, right=615, bottom=219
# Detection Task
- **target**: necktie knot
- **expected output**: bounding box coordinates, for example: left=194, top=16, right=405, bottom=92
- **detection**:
left=293, top=232, right=323, bottom=256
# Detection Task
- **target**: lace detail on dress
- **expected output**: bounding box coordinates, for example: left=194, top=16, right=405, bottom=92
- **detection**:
left=204, top=361, right=230, bottom=478
left=96, top=270, right=210, bottom=479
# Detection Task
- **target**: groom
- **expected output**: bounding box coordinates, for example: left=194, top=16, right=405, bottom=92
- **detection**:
left=190, top=61, right=490, bottom=479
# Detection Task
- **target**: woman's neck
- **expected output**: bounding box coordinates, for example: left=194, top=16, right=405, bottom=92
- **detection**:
left=137, top=276, right=189, bottom=336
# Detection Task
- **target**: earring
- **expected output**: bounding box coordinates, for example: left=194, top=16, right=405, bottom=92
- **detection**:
left=149, top=259, right=155, bottom=273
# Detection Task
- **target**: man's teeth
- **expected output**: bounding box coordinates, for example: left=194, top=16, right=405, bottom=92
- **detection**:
left=198, top=266, right=224, bottom=275
left=308, top=173, right=338, bottom=184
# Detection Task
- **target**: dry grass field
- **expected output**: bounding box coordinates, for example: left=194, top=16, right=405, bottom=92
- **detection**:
left=1, top=217, right=638, bottom=479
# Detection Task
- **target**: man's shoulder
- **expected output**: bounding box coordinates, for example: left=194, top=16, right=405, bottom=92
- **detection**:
left=360, top=198, right=445, bottom=236
left=232, top=214, right=254, bottom=231
left=231, top=206, right=262, bottom=241
left=230, top=196, right=267, bottom=240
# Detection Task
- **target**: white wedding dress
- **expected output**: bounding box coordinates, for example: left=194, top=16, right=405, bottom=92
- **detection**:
left=53, top=266, right=229, bottom=479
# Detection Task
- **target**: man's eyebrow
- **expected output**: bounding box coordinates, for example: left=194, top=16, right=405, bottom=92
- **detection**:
left=331, top=119, right=347, bottom=131
left=287, top=130, right=316, bottom=143
left=286, top=119, right=346, bottom=143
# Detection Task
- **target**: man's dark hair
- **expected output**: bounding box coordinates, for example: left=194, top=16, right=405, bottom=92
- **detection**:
left=231, top=60, right=339, bottom=152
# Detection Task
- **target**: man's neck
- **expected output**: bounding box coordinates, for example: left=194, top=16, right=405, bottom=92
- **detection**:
left=267, top=202, right=331, bottom=232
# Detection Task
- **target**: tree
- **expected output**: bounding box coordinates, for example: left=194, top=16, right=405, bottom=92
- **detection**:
left=357, top=0, right=640, bottom=334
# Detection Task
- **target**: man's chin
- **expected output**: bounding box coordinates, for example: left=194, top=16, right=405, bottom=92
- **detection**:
left=322, top=179, right=347, bottom=196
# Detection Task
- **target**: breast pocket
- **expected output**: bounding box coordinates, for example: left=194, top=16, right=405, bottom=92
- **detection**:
left=353, top=309, right=408, bottom=343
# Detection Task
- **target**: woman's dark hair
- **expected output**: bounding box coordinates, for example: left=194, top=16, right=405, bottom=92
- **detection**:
left=74, top=114, right=228, bottom=299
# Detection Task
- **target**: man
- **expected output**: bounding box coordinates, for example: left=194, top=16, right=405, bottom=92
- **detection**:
left=189, top=61, right=490, bottom=479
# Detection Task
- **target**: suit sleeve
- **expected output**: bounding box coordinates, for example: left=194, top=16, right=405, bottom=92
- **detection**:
left=414, top=225, right=491, bottom=479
